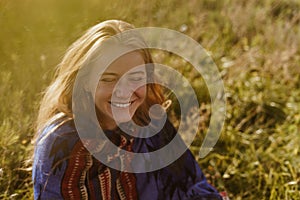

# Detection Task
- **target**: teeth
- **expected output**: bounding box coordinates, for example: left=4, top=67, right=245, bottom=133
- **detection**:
left=111, top=102, right=131, bottom=108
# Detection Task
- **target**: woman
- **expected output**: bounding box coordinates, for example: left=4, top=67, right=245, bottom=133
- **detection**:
left=33, top=20, right=222, bottom=200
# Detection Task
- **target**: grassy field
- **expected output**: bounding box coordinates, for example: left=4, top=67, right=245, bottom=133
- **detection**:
left=0, top=0, right=299, bottom=199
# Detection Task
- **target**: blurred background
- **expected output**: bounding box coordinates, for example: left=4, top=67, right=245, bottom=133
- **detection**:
left=0, top=0, right=299, bottom=199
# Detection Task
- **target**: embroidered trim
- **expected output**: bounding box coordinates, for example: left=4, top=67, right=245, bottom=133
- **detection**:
left=99, top=167, right=112, bottom=200
left=61, top=141, right=92, bottom=199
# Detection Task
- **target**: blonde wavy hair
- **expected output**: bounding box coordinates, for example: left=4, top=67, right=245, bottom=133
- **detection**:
left=36, top=20, right=166, bottom=134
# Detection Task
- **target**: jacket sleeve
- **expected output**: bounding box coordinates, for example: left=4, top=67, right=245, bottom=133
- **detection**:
left=133, top=118, right=223, bottom=200
left=183, top=150, right=222, bottom=200
left=167, top=120, right=222, bottom=200
left=161, top=119, right=223, bottom=200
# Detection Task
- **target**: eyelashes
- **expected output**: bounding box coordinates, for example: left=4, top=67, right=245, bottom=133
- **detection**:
left=128, top=76, right=146, bottom=82
left=100, top=77, right=117, bottom=82
left=100, top=75, right=146, bottom=83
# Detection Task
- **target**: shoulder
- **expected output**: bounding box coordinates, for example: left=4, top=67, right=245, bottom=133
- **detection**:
left=34, top=114, right=80, bottom=166
left=33, top=113, right=87, bottom=178
left=36, top=113, right=78, bottom=148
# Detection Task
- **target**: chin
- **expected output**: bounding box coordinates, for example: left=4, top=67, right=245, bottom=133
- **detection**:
left=110, top=112, right=133, bottom=124
left=110, top=107, right=138, bottom=124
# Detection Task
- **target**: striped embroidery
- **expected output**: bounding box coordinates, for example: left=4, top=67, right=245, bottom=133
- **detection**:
left=61, top=141, right=92, bottom=199
left=119, top=172, right=137, bottom=200
left=61, top=133, right=138, bottom=199
left=117, top=136, right=137, bottom=200
left=79, top=154, right=93, bottom=200
left=99, top=167, right=112, bottom=200
left=116, top=178, right=127, bottom=200
left=97, top=135, right=137, bottom=200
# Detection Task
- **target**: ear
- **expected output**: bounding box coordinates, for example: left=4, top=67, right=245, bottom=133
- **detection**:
left=162, top=100, right=172, bottom=111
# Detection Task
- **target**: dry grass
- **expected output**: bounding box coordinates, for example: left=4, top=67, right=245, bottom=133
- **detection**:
left=0, top=0, right=299, bottom=199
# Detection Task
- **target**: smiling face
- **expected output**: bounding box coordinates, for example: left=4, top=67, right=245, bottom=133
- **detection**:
left=95, top=51, right=147, bottom=130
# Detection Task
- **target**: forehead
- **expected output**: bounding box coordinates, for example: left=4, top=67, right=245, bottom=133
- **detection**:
left=104, top=51, right=146, bottom=74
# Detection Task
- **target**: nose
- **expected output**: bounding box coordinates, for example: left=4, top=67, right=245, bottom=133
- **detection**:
left=113, top=78, right=132, bottom=99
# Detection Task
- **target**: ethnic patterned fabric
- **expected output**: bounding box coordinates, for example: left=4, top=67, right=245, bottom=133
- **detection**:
left=32, top=115, right=222, bottom=200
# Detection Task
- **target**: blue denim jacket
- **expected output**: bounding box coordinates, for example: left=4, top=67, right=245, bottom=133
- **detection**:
left=33, top=114, right=222, bottom=200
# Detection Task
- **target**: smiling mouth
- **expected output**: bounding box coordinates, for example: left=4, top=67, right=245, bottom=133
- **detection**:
left=110, top=101, right=133, bottom=108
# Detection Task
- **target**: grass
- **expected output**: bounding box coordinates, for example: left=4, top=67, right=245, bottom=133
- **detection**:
left=0, top=0, right=299, bottom=199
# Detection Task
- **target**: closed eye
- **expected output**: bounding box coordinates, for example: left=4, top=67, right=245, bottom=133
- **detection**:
left=100, top=77, right=117, bottom=82
left=128, top=76, right=146, bottom=82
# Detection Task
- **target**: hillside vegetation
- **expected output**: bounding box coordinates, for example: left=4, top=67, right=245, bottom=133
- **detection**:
left=0, top=0, right=299, bottom=199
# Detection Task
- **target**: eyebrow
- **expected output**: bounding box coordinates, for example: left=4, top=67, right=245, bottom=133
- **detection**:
left=101, top=71, right=146, bottom=76
left=100, top=72, right=118, bottom=76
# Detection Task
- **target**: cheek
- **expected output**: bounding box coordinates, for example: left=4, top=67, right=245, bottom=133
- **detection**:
left=135, top=86, right=147, bottom=100
left=95, top=90, right=103, bottom=101
left=96, top=84, right=113, bottom=96
left=95, top=87, right=112, bottom=105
